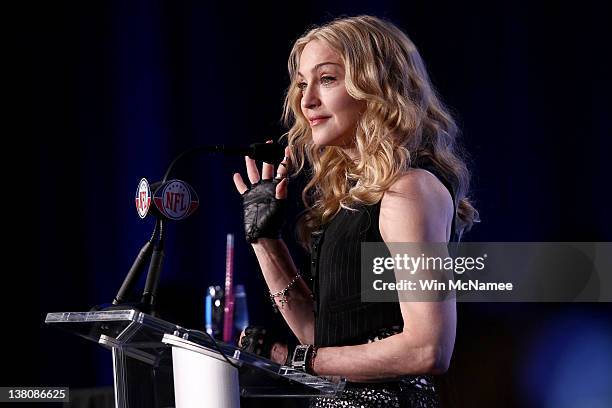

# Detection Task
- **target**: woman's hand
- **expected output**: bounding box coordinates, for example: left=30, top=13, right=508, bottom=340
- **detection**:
left=239, top=326, right=290, bottom=365
left=233, top=143, right=291, bottom=243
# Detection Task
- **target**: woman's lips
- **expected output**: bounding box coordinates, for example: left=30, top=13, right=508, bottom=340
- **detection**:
left=309, top=116, right=330, bottom=126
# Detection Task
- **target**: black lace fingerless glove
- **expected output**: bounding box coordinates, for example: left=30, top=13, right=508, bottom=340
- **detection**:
left=242, top=179, right=286, bottom=243
left=239, top=325, right=298, bottom=365
left=239, top=325, right=274, bottom=358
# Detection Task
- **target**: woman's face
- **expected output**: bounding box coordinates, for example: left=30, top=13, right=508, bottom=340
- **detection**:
left=298, top=40, right=365, bottom=147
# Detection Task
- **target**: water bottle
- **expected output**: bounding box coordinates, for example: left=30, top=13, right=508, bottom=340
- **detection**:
left=204, top=285, right=224, bottom=338
left=233, top=284, right=249, bottom=336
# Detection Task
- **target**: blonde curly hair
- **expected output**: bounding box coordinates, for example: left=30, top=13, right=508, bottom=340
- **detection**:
left=282, top=15, right=478, bottom=246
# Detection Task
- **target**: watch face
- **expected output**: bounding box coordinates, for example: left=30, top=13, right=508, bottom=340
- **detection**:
left=294, top=349, right=306, bottom=361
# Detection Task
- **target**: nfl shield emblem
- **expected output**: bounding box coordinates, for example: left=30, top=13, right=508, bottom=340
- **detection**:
left=135, top=178, right=151, bottom=219
left=153, top=180, right=199, bottom=221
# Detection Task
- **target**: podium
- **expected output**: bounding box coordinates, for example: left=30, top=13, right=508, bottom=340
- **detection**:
left=45, top=309, right=346, bottom=408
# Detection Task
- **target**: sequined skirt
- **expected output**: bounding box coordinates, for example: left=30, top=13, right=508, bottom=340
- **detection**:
left=310, top=327, right=439, bottom=408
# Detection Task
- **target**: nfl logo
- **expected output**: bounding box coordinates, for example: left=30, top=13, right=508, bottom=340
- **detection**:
left=135, top=178, right=151, bottom=219
left=153, top=180, right=199, bottom=221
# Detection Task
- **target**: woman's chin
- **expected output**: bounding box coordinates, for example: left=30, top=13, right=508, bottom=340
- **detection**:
left=311, top=133, right=332, bottom=146
left=312, top=132, right=346, bottom=147
left=312, top=135, right=356, bottom=151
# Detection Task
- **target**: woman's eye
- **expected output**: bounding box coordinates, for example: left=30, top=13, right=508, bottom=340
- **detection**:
left=321, top=76, right=336, bottom=85
left=297, top=76, right=335, bottom=91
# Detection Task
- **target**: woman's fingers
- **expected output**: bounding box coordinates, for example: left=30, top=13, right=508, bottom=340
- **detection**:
left=233, top=173, right=248, bottom=194
left=284, top=146, right=292, bottom=171
left=270, top=342, right=289, bottom=365
left=262, top=140, right=274, bottom=180
left=275, top=146, right=291, bottom=180
left=275, top=177, right=288, bottom=199
left=241, top=142, right=289, bottom=195
left=262, top=162, right=274, bottom=180
left=245, top=156, right=260, bottom=184
left=275, top=162, right=287, bottom=180
left=274, top=146, right=290, bottom=198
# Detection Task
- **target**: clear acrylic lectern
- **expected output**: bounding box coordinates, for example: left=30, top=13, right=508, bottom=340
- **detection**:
left=45, top=309, right=346, bottom=408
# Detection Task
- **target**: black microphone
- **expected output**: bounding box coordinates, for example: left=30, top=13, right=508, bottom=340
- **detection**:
left=112, top=239, right=154, bottom=305
left=141, top=235, right=165, bottom=315
left=219, top=142, right=285, bottom=163
left=162, top=142, right=285, bottom=183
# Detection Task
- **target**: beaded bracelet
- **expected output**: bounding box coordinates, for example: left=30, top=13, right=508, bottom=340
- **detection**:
left=269, top=272, right=302, bottom=311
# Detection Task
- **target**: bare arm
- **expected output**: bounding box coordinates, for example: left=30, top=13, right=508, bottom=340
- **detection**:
left=311, top=169, right=457, bottom=381
left=233, top=147, right=315, bottom=344
left=250, top=238, right=315, bottom=344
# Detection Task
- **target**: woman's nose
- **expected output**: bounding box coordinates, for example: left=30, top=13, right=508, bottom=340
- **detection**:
left=301, top=85, right=320, bottom=109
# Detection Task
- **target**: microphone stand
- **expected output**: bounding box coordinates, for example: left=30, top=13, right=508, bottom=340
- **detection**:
left=112, top=219, right=159, bottom=306
left=141, top=219, right=165, bottom=317
left=106, top=219, right=164, bottom=316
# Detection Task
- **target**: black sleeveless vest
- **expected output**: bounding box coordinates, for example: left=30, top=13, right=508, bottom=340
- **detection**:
left=310, top=165, right=457, bottom=347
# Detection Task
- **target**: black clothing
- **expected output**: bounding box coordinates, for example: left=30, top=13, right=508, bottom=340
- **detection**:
left=309, top=165, right=456, bottom=408
left=311, top=166, right=457, bottom=347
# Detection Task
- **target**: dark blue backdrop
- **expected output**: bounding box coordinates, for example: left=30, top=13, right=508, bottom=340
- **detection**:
left=13, top=1, right=612, bottom=407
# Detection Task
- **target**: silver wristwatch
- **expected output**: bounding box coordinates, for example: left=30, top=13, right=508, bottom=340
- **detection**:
left=290, top=344, right=312, bottom=372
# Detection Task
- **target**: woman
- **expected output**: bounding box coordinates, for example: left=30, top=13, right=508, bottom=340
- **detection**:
left=234, top=15, right=478, bottom=408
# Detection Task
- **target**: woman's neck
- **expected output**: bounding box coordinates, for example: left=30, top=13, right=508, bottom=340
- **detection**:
left=339, top=141, right=359, bottom=161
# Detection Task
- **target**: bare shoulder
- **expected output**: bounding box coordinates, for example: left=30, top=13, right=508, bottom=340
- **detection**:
left=384, top=169, right=453, bottom=204
left=379, top=169, right=454, bottom=242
